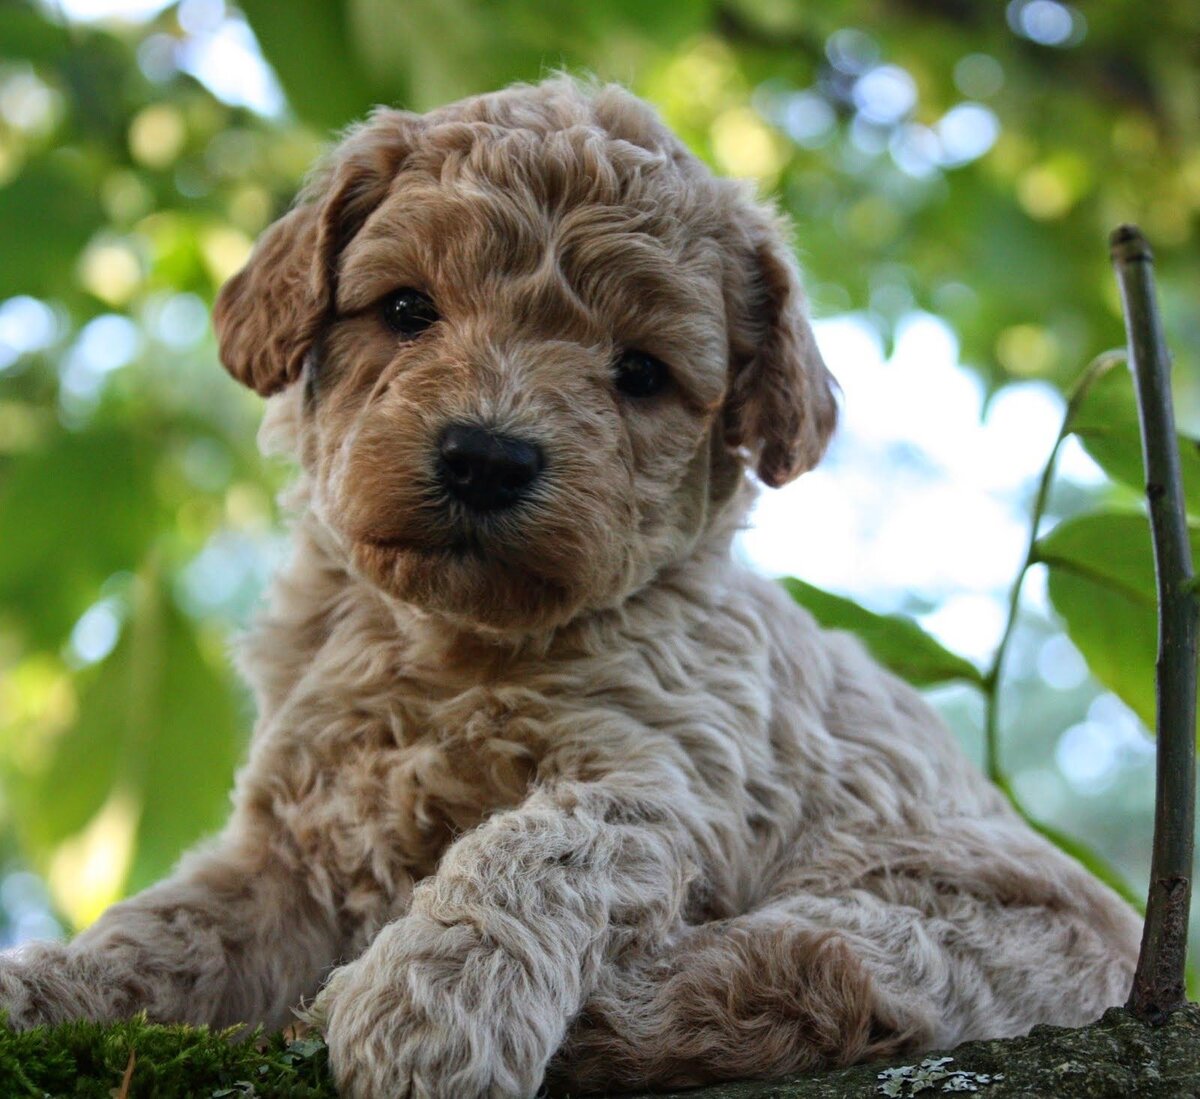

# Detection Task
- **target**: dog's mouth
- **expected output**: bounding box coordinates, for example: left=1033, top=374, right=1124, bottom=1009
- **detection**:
left=350, top=499, right=554, bottom=581
left=355, top=505, right=519, bottom=561
left=336, top=475, right=593, bottom=629
left=357, top=534, right=488, bottom=562
left=351, top=529, right=576, bottom=631
left=353, top=483, right=548, bottom=560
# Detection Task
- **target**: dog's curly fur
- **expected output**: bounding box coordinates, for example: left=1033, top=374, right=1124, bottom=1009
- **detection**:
left=1, top=79, right=1138, bottom=1097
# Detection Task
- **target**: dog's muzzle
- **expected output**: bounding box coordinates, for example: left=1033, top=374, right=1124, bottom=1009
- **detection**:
left=436, top=422, right=545, bottom=513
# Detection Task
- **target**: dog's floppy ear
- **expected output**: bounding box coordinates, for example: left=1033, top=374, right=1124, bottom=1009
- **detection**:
left=213, top=112, right=414, bottom=396
left=724, top=212, right=839, bottom=488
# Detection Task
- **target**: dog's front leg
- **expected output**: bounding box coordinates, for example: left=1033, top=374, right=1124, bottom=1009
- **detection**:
left=0, top=824, right=341, bottom=1031
left=316, top=779, right=697, bottom=1099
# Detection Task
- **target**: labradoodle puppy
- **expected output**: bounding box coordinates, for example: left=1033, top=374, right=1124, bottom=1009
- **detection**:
left=1, top=78, right=1138, bottom=1097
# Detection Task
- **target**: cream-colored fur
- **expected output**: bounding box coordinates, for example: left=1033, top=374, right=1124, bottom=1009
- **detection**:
left=0, top=78, right=1138, bottom=1098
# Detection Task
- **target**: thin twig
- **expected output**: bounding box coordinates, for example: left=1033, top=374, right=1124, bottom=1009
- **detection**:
left=1111, top=224, right=1197, bottom=1023
left=116, top=1048, right=136, bottom=1099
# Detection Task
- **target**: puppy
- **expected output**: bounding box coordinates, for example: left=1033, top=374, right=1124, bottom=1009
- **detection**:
left=0, top=78, right=1138, bottom=1098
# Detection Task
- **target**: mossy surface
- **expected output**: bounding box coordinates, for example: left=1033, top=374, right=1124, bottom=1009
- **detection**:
left=2, top=1005, right=1198, bottom=1098
left=0, top=1016, right=335, bottom=1098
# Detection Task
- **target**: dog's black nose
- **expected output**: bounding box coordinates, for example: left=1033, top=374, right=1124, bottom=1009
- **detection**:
left=437, top=423, right=545, bottom=512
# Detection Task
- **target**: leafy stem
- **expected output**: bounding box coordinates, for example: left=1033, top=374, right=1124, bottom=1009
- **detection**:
left=982, top=349, right=1126, bottom=784
left=977, top=349, right=1145, bottom=907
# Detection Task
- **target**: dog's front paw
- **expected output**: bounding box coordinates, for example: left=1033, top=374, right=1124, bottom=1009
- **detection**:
left=0, top=940, right=77, bottom=1029
left=315, top=918, right=554, bottom=1099
left=0, top=955, right=40, bottom=1030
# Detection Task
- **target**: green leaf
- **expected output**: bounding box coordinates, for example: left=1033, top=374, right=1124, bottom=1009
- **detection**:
left=0, top=425, right=160, bottom=648
left=19, top=643, right=125, bottom=852
left=0, top=4, right=71, bottom=65
left=123, top=579, right=247, bottom=893
left=21, top=567, right=246, bottom=897
left=1029, top=818, right=1143, bottom=910
left=237, top=0, right=388, bottom=129
left=1037, top=509, right=1200, bottom=732
left=996, top=772, right=1143, bottom=910
left=781, top=578, right=983, bottom=688
left=1068, top=363, right=1200, bottom=517
left=0, top=157, right=105, bottom=300
left=240, top=0, right=714, bottom=125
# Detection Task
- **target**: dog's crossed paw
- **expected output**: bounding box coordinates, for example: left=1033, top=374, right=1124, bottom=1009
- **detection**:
left=316, top=920, right=550, bottom=1099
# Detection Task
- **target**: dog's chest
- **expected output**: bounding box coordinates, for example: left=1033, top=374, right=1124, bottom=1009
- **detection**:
left=241, top=576, right=787, bottom=937
left=252, top=664, right=549, bottom=924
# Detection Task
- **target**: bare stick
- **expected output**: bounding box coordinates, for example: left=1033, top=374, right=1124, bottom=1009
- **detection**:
left=1111, top=224, right=1197, bottom=1022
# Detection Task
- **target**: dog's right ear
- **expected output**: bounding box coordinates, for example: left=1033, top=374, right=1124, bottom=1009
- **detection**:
left=723, top=208, right=839, bottom=488
left=213, top=112, right=415, bottom=396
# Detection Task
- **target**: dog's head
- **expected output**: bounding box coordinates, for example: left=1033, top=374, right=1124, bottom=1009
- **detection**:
left=214, top=79, right=837, bottom=633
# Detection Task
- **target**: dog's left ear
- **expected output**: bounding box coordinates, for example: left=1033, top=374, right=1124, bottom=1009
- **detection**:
left=213, top=111, right=416, bottom=396
left=724, top=213, right=839, bottom=488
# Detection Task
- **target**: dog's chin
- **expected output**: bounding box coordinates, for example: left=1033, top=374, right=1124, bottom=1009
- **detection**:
left=351, top=538, right=584, bottom=635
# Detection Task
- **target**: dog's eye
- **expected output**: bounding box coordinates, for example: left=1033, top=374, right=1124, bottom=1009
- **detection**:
left=613, top=351, right=671, bottom=399
left=381, top=289, right=439, bottom=339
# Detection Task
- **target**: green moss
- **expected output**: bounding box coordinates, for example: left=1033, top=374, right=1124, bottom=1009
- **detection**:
left=0, top=1016, right=336, bottom=1098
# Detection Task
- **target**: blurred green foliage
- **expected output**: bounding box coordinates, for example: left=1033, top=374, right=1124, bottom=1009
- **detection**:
left=0, top=0, right=1197, bottom=939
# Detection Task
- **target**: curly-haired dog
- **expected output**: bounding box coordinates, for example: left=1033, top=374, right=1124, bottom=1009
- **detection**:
left=2, top=79, right=1138, bottom=1097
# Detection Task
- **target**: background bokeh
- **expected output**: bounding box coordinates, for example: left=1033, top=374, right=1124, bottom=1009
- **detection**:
left=0, top=0, right=1197, bottom=976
